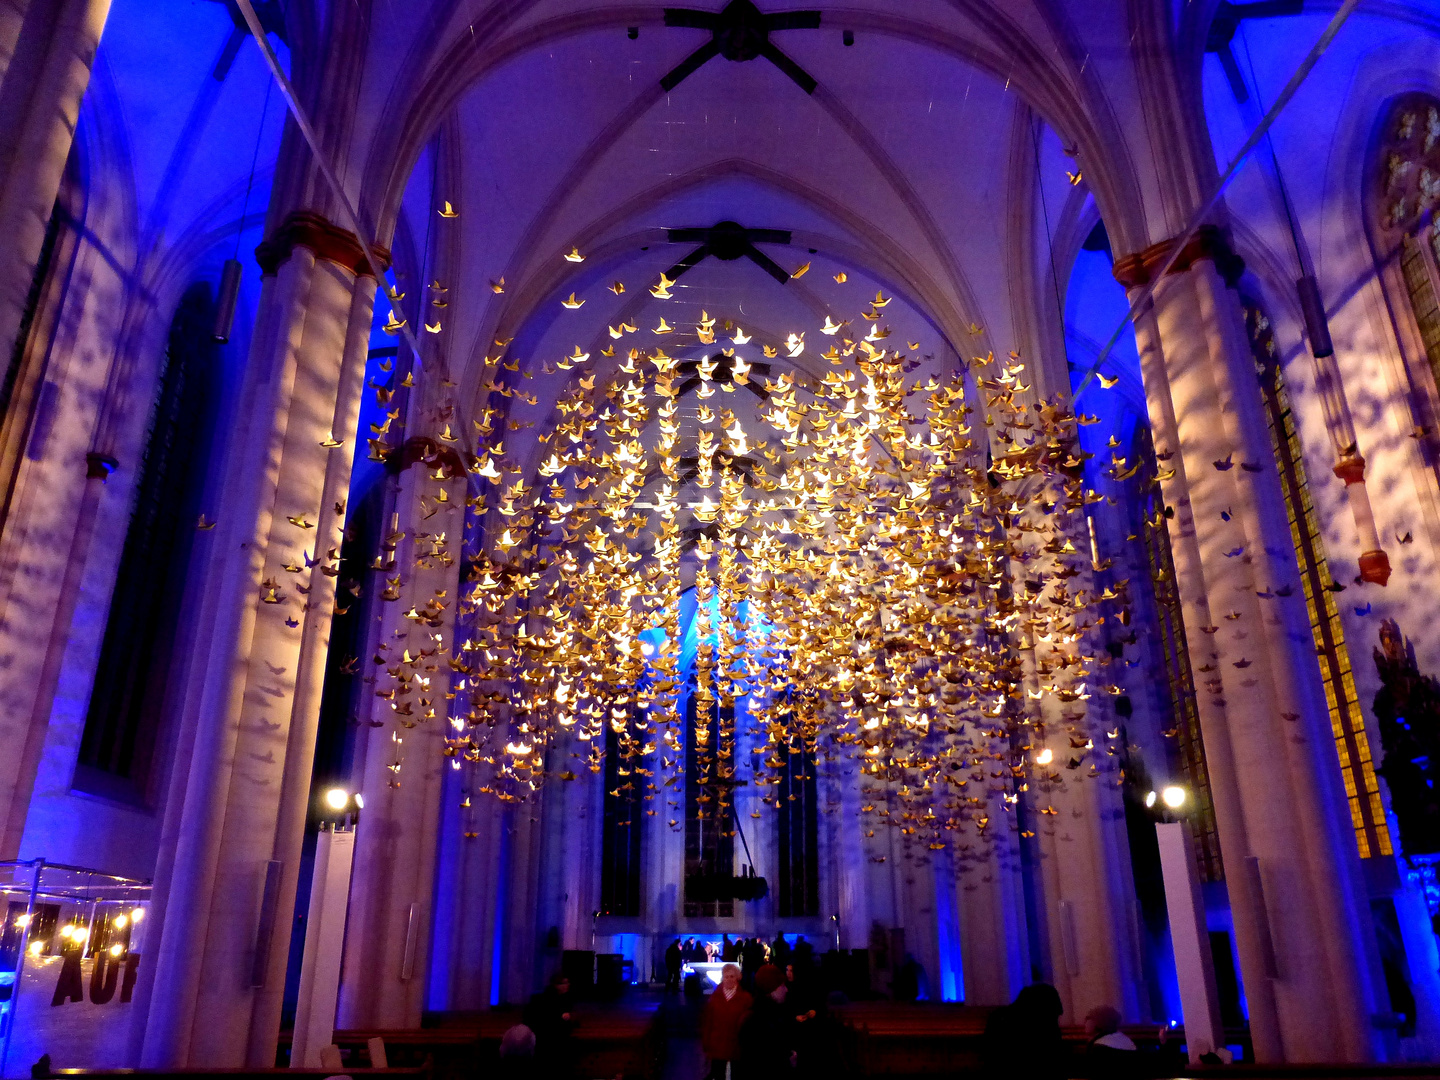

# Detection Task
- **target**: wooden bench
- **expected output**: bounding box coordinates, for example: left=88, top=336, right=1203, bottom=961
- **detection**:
left=52, top=1069, right=428, bottom=1080
left=281, top=999, right=663, bottom=1080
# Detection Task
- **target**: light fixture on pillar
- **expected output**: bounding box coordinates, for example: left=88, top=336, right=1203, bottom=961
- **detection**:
left=1161, top=785, right=1187, bottom=810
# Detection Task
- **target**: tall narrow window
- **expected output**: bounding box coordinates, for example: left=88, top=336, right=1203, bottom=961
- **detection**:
left=775, top=722, right=819, bottom=917
left=76, top=283, right=219, bottom=802
left=1132, top=426, right=1224, bottom=880
left=1244, top=301, right=1393, bottom=858
left=1369, top=95, right=1440, bottom=397
left=599, top=719, right=643, bottom=916
left=685, top=691, right=734, bottom=918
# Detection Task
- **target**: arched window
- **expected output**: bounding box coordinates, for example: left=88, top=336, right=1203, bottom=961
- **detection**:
left=1368, top=95, right=1440, bottom=423
left=1129, top=425, right=1224, bottom=880
left=75, top=283, right=220, bottom=802
left=1241, top=299, right=1391, bottom=858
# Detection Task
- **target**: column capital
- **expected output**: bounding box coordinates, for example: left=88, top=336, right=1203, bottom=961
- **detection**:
left=1112, top=224, right=1245, bottom=290
left=255, top=211, right=390, bottom=278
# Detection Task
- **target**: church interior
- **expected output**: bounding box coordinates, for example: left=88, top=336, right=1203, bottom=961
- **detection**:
left=7, top=0, right=1440, bottom=1076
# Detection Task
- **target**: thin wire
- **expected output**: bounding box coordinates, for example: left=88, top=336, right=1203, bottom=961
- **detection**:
left=230, top=0, right=425, bottom=366
left=234, top=76, right=274, bottom=261
left=1073, top=0, right=1360, bottom=396
left=1031, top=119, right=1070, bottom=377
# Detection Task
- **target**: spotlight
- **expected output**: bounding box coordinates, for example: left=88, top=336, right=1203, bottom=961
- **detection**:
left=130, top=908, right=145, bottom=923
left=59, top=925, right=73, bottom=940
left=353, top=793, right=365, bottom=810
left=27, top=941, right=41, bottom=956
left=324, top=787, right=350, bottom=811
left=14, top=914, right=30, bottom=929
left=1034, top=748, right=1053, bottom=766
left=1144, top=790, right=1157, bottom=809
left=108, top=944, right=123, bottom=958
left=112, top=914, right=127, bottom=930
left=1161, top=785, right=1187, bottom=810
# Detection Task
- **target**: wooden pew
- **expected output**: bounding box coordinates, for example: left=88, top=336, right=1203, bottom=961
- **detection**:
left=53, top=1069, right=428, bottom=1080
left=282, top=998, right=663, bottom=1080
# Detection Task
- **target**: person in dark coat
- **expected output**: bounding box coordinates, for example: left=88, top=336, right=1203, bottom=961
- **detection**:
left=770, top=933, right=791, bottom=970
left=665, top=938, right=683, bottom=993
left=523, top=972, right=576, bottom=1074
left=981, top=983, right=1067, bottom=1080
left=740, top=963, right=794, bottom=1079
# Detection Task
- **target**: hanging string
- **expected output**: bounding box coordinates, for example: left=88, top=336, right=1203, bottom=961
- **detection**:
left=234, top=75, right=273, bottom=262
left=1031, top=118, right=1070, bottom=378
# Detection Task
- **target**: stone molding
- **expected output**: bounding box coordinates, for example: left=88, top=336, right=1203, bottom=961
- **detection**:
left=1112, top=224, right=1245, bottom=290
left=255, top=211, right=390, bottom=278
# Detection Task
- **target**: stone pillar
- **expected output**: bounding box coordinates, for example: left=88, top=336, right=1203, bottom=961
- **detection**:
left=957, top=835, right=1030, bottom=1006
left=0, top=0, right=108, bottom=374
left=337, top=414, right=465, bottom=1028
left=1115, top=229, right=1385, bottom=1061
left=137, top=214, right=383, bottom=1067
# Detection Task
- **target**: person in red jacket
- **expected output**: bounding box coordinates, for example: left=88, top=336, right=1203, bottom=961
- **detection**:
left=700, top=964, right=752, bottom=1080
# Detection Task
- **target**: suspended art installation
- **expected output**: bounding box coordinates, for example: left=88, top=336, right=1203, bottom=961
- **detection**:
left=369, top=284, right=1133, bottom=864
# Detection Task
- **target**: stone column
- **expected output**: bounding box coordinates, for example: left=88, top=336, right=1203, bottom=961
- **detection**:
left=0, top=0, right=108, bottom=374
left=137, top=214, right=382, bottom=1067
left=337, top=412, right=466, bottom=1028
left=1116, top=230, right=1385, bottom=1061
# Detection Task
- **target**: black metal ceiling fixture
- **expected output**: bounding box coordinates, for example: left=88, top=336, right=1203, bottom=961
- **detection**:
left=665, top=220, right=793, bottom=284
left=661, top=0, right=822, bottom=94
left=1206, top=0, right=1303, bottom=103
left=675, top=354, right=773, bottom=399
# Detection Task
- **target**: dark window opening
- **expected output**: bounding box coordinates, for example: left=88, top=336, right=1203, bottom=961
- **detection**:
left=599, top=718, right=644, bottom=916
left=685, top=690, right=734, bottom=918
left=776, top=724, right=819, bottom=917
left=75, top=283, right=219, bottom=803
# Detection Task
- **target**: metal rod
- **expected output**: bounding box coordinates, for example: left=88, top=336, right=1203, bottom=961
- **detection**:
left=1073, top=0, right=1360, bottom=395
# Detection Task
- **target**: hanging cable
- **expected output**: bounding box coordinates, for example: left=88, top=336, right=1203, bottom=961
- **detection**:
left=229, top=0, right=429, bottom=374
left=213, top=74, right=272, bottom=343
left=1073, top=0, right=1360, bottom=395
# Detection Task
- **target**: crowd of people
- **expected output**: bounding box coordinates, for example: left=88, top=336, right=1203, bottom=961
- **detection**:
left=664, top=933, right=817, bottom=990
left=498, top=954, right=1189, bottom=1079
left=697, top=961, right=832, bottom=1080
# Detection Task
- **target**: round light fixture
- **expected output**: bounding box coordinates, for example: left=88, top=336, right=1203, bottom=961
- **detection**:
left=1144, top=790, right=1157, bottom=809
left=1161, top=785, right=1187, bottom=809
left=112, top=914, right=127, bottom=930
left=1034, top=748, right=1053, bottom=766
left=130, top=908, right=145, bottom=923
left=324, top=787, right=350, bottom=811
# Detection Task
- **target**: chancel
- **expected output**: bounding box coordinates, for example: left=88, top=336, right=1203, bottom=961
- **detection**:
left=4, top=1, right=1440, bottom=1078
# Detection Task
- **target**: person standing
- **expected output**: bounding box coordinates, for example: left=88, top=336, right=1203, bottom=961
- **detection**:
left=523, top=972, right=576, bottom=1075
left=740, top=964, right=796, bottom=1080
left=665, top=938, right=683, bottom=993
left=700, top=964, right=752, bottom=1080
left=981, top=983, right=1068, bottom=1080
